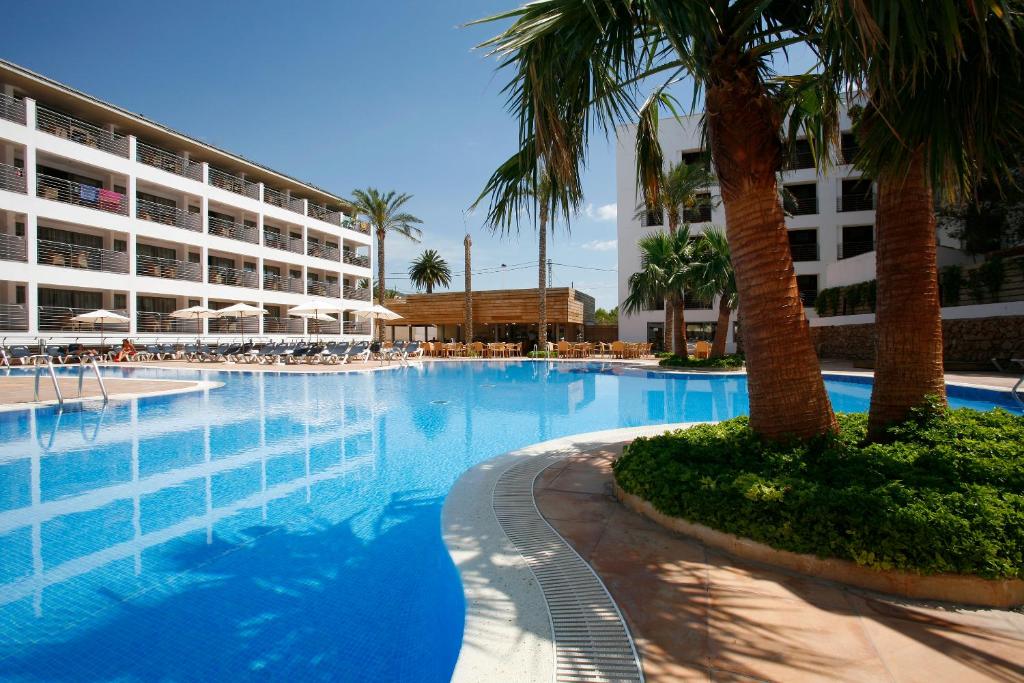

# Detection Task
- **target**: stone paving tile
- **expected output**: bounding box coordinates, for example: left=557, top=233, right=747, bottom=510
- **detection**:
left=0, top=376, right=199, bottom=405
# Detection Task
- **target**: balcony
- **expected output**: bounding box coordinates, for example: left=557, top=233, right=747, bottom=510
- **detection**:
left=307, top=202, right=345, bottom=226
left=136, top=311, right=201, bottom=334
left=0, top=162, right=26, bottom=194
left=263, top=187, right=305, bottom=214
left=264, top=230, right=304, bottom=254
left=208, top=315, right=257, bottom=335
left=343, top=251, right=370, bottom=268
left=35, top=105, right=129, bottom=158
left=784, top=147, right=816, bottom=170
left=682, top=206, right=712, bottom=223
left=0, top=304, right=28, bottom=331
left=310, top=319, right=341, bottom=335
left=345, top=319, right=370, bottom=335
left=263, top=272, right=304, bottom=294
left=264, top=316, right=304, bottom=334
left=347, top=219, right=371, bottom=235
left=307, top=241, right=340, bottom=261
left=37, top=239, right=129, bottom=273
left=208, top=167, right=259, bottom=200
left=137, top=199, right=202, bottom=232
left=208, top=264, right=258, bottom=288
left=0, top=93, right=26, bottom=124
left=838, top=241, right=875, bottom=260
left=307, top=280, right=340, bottom=298
left=136, top=141, right=203, bottom=181
left=37, top=174, right=128, bottom=215
left=136, top=253, right=202, bottom=281
left=683, top=293, right=713, bottom=310
left=789, top=243, right=820, bottom=262
left=39, top=306, right=129, bottom=333
left=838, top=193, right=875, bottom=212
left=208, top=215, right=258, bottom=244
left=344, top=285, right=371, bottom=301
left=0, top=233, right=27, bottom=262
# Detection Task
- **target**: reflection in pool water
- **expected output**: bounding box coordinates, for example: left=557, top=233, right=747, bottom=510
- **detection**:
left=0, top=362, right=1017, bottom=681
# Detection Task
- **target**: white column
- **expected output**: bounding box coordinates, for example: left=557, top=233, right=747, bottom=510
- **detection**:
left=127, top=136, right=137, bottom=219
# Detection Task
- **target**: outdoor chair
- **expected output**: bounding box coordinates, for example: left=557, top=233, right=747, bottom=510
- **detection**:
left=694, top=341, right=712, bottom=359
left=2, top=345, right=32, bottom=366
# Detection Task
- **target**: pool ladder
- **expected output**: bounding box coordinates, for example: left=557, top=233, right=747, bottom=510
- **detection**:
left=30, top=355, right=108, bottom=406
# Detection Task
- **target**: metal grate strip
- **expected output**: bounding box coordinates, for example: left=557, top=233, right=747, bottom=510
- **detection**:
left=492, top=454, right=644, bottom=683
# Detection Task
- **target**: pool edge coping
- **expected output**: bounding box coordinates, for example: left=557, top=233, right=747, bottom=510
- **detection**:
left=0, top=378, right=224, bottom=413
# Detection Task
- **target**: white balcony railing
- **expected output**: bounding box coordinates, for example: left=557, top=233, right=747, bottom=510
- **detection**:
left=263, top=316, right=304, bottom=334
left=36, top=105, right=129, bottom=158
left=262, top=272, right=305, bottom=294
left=136, top=311, right=201, bottom=334
left=307, top=241, right=340, bottom=261
left=208, top=167, right=259, bottom=200
left=39, top=306, right=129, bottom=333
left=137, top=199, right=202, bottom=232
left=208, top=215, right=259, bottom=244
left=208, top=315, right=258, bottom=335
left=0, top=93, right=26, bottom=125
left=37, top=239, right=129, bottom=273
left=136, top=141, right=203, bottom=181
left=263, top=230, right=304, bottom=254
left=0, top=233, right=28, bottom=262
left=307, top=203, right=346, bottom=227
left=0, top=162, right=27, bottom=194
left=307, top=280, right=341, bottom=298
left=208, top=264, right=258, bottom=288
left=37, top=174, right=128, bottom=215
left=0, top=304, right=28, bottom=331
left=263, top=187, right=305, bottom=214
left=136, top=253, right=202, bottom=281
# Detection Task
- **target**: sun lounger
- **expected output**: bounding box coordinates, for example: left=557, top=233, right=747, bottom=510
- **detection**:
left=1, top=345, right=32, bottom=366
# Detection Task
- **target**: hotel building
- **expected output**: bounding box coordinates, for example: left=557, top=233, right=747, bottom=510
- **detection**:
left=0, top=59, right=373, bottom=343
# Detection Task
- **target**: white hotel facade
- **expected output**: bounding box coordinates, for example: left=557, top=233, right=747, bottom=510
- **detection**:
left=0, top=60, right=373, bottom=343
left=616, top=107, right=882, bottom=348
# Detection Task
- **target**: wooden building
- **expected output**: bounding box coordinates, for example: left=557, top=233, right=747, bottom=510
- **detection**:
left=383, top=287, right=597, bottom=347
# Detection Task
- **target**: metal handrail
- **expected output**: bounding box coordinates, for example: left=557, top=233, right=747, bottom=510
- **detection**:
left=136, top=141, right=203, bottom=180
left=36, top=105, right=129, bottom=157
left=208, top=264, right=259, bottom=288
left=0, top=162, right=27, bottom=194
left=789, top=196, right=819, bottom=216
left=0, top=233, right=28, bottom=262
left=0, top=93, right=26, bottom=124
left=78, top=357, right=108, bottom=403
left=0, top=303, right=28, bottom=330
left=30, top=354, right=63, bottom=406
left=136, top=253, right=202, bottom=281
left=38, top=238, right=129, bottom=273
left=838, top=241, right=875, bottom=260
left=208, top=167, right=260, bottom=199
left=790, top=243, right=820, bottom=262
left=208, top=215, right=259, bottom=243
left=36, top=173, right=129, bottom=215
left=837, top=193, right=875, bottom=212
left=137, top=198, right=202, bottom=231
left=263, top=230, right=304, bottom=253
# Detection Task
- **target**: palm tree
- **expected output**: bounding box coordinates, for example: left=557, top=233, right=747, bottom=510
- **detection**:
left=408, top=249, right=452, bottom=294
left=463, top=234, right=473, bottom=342
left=816, top=1, right=1024, bottom=438
left=621, top=228, right=693, bottom=355
left=350, top=188, right=423, bottom=336
left=473, top=1, right=838, bottom=440
left=691, top=226, right=738, bottom=358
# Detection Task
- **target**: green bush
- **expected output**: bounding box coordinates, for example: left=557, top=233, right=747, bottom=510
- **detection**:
left=980, top=256, right=1005, bottom=303
left=815, top=280, right=878, bottom=317
left=940, top=265, right=963, bottom=306
left=658, top=353, right=745, bottom=369
left=527, top=350, right=558, bottom=358
left=613, top=407, right=1024, bottom=579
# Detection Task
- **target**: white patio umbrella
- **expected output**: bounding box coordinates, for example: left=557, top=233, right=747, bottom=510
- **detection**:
left=352, top=304, right=402, bottom=341
left=288, top=301, right=349, bottom=341
left=70, top=309, right=130, bottom=350
left=215, top=303, right=267, bottom=346
left=170, top=305, right=218, bottom=344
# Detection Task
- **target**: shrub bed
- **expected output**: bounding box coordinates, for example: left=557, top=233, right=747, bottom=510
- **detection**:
left=613, top=406, right=1024, bottom=579
left=658, top=353, right=745, bottom=369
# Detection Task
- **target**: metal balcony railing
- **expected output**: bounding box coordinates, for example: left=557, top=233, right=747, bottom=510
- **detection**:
left=307, top=241, right=340, bottom=261
left=799, top=289, right=818, bottom=307
left=39, top=306, right=129, bottom=333
left=37, top=174, right=128, bottom=215
left=136, top=141, right=203, bottom=180
left=784, top=149, right=815, bottom=170
left=208, top=215, right=259, bottom=244
left=37, top=239, right=129, bottom=273
left=208, top=315, right=257, bottom=335
left=35, top=105, right=129, bottom=157
left=838, top=193, right=875, bottom=212
left=263, top=230, right=304, bottom=254
left=343, top=251, right=370, bottom=268
left=0, top=162, right=27, bottom=194
left=136, top=311, right=201, bottom=334
left=208, top=264, right=258, bottom=288
left=307, top=281, right=341, bottom=298
left=682, top=206, right=712, bottom=223
left=263, top=187, right=305, bottom=214
left=838, top=241, right=875, bottom=260
left=262, top=273, right=305, bottom=294
left=346, top=219, right=371, bottom=235
left=264, top=316, right=304, bottom=334
left=208, top=167, right=260, bottom=199
left=136, top=253, right=202, bottom=281
left=0, top=93, right=26, bottom=124
left=0, top=303, right=28, bottom=331
left=310, top=319, right=341, bottom=335
left=683, top=294, right=713, bottom=310
left=344, top=285, right=371, bottom=301
left=789, top=243, right=820, bottom=262
left=789, top=195, right=818, bottom=216
left=345, top=320, right=370, bottom=335
left=307, top=202, right=345, bottom=226
left=0, top=233, right=27, bottom=262
left=136, top=199, right=202, bottom=232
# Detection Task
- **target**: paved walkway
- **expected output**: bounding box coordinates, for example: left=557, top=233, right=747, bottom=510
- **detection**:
left=0, top=376, right=201, bottom=406
left=535, top=446, right=1024, bottom=682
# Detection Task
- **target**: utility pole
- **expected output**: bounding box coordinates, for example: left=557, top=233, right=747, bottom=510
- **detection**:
left=464, top=234, right=473, bottom=343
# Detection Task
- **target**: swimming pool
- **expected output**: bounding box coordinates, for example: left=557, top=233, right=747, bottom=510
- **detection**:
left=0, top=362, right=1018, bottom=681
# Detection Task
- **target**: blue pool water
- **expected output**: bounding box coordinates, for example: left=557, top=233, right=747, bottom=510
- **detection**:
left=0, top=362, right=1018, bottom=682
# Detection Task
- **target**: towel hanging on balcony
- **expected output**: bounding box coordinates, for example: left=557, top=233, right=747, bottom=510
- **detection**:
left=98, top=189, right=120, bottom=211
left=79, top=184, right=99, bottom=204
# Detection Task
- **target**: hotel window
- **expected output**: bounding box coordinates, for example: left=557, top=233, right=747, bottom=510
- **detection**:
left=15, top=222, right=24, bottom=237
left=796, top=274, right=819, bottom=307
left=113, top=239, right=127, bottom=252
left=784, top=183, right=818, bottom=215
left=15, top=285, right=25, bottom=305
left=113, top=293, right=127, bottom=310
left=788, top=229, right=819, bottom=262
left=681, top=149, right=709, bottom=170
left=640, top=207, right=663, bottom=227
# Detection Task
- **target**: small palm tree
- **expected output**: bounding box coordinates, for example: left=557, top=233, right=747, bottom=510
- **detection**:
left=350, top=188, right=423, bottom=336
left=621, top=228, right=693, bottom=356
left=408, top=249, right=452, bottom=293
left=691, top=226, right=738, bottom=358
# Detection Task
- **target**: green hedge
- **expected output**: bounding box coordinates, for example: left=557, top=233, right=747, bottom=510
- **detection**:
left=814, top=280, right=876, bottom=317
left=658, top=354, right=745, bottom=369
left=613, top=406, right=1024, bottom=578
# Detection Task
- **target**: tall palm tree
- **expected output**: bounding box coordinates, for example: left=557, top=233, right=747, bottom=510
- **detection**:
left=473, top=1, right=838, bottom=440
left=621, top=228, right=693, bottom=355
left=408, top=249, right=452, bottom=293
left=463, top=234, right=473, bottom=342
left=635, top=160, right=715, bottom=352
left=691, top=226, right=738, bottom=358
left=350, top=188, right=423, bottom=335
left=816, top=1, right=1024, bottom=438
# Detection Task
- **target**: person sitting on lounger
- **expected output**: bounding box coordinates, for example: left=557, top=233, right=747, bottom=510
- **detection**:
left=115, top=338, right=137, bottom=362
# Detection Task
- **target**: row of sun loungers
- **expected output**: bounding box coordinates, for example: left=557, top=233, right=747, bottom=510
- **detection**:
left=183, top=341, right=424, bottom=365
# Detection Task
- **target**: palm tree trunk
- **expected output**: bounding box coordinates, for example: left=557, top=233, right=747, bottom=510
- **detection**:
left=426, top=282, right=433, bottom=294
left=670, top=295, right=685, bottom=356
left=868, top=150, right=946, bottom=439
left=706, top=69, right=836, bottom=440
left=538, top=205, right=548, bottom=351
left=464, top=235, right=473, bottom=343
left=711, top=298, right=731, bottom=358
left=376, top=229, right=386, bottom=341
left=666, top=210, right=678, bottom=354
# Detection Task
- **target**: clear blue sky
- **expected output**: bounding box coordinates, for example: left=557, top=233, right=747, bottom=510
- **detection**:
left=5, top=0, right=623, bottom=306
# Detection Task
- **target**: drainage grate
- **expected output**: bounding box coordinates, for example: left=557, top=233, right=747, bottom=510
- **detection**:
left=492, top=455, right=644, bottom=683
